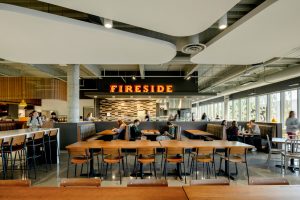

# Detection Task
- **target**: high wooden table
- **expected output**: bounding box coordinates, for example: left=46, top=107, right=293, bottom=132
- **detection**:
left=183, top=185, right=300, bottom=200
left=0, top=187, right=188, bottom=200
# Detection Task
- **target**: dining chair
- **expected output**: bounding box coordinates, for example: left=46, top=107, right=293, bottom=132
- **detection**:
left=266, top=134, right=282, bottom=167
left=101, top=147, right=125, bottom=184
left=67, top=147, right=91, bottom=178
left=219, top=146, right=250, bottom=183
left=190, top=146, right=216, bottom=179
left=163, top=147, right=186, bottom=183
left=134, top=147, right=157, bottom=179
left=281, top=138, right=300, bottom=174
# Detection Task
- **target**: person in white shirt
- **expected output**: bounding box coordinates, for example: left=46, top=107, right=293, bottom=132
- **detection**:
left=248, top=120, right=261, bottom=151
left=285, top=111, right=299, bottom=139
left=85, top=113, right=95, bottom=121
left=27, top=110, right=43, bottom=128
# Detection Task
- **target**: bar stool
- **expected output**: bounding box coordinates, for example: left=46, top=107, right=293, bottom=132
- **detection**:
left=163, top=147, right=186, bottom=183
left=26, top=131, right=48, bottom=179
left=190, top=147, right=216, bottom=179
left=134, top=147, right=157, bottom=179
left=101, top=147, right=125, bottom=184
left=47, top=129, right=58, bottom=167
left=67, top=148, right=91, bottom=178
left=2, top=135, right=27, bottom=179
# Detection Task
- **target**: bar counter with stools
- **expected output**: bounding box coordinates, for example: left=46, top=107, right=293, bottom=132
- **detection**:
left=0, top=128, right=59, bottom=179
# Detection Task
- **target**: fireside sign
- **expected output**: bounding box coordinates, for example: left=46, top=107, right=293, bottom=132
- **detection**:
left=109, top=84, right=173, bottom=93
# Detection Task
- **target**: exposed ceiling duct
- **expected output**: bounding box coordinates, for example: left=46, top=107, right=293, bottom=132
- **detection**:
left=198, top=65, right=300, bottom=102
left=176, top=34, right=206, bottom=55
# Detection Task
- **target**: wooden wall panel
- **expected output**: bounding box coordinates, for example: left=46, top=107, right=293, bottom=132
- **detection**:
left=0, top=77, right=67, bottom=101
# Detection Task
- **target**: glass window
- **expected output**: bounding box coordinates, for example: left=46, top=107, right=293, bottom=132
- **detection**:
left=284, top=90, right=298, bottom=121
left=208, top=104, right=213, bottom=119
left=240, top=98, right=248, bottom=121
left=213, top=103, right=218, bottom=119
left=233, top=99, right=240, bottom=120
left=258, top=95, right=267, bottom=122
left=228, top=100, right=233, bottom=120
left=270, top=93, right=280, bottom=122
left=248, top=97, right=256, bottom=120
left=217, top=102, right=224, bottom=119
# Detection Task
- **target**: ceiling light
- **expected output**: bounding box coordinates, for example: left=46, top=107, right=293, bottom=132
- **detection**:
left=104, top=18, right=113, bottom=29
left=19, top=99, right=27, bottom=107
left=218, top=14, right=227, bottom=30
left=186, top=76, right=191, bottom=80
left=94, top=96, right=97, bottom=98
left=132, top=76, right=136, bottom=80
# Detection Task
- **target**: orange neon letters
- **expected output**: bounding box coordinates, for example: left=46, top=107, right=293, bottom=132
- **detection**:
left=109, top=84, right=173, bottom=93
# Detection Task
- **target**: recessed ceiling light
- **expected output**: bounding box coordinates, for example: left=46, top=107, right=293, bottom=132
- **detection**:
left=186, top=76, right=191, bottom=80
left=132, top=75, right=136, bottom=80
left=94, top=96, right=97, bottom=98
left=218, top=14, right=227, bottom=30
left=104, top=18, right=113, bottom=29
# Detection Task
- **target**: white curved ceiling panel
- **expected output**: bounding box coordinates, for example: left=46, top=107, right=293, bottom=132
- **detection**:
left=0, top=4, right=176, bottom=64
left=39, top=0, right=239, bottom=36
left=191, top=0, right=300, bottom=65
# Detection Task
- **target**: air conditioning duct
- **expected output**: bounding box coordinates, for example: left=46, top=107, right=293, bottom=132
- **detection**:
left=176, top=34, right=206, bottom=55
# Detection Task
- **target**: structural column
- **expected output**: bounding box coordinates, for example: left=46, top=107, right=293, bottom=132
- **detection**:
left=67, top=64, right=80, bottom=122
left=224, top=95, right=229, bottom=120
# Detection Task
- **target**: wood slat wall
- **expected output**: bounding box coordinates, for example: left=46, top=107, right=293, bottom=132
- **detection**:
left=0, top=77, right=67, bottom=101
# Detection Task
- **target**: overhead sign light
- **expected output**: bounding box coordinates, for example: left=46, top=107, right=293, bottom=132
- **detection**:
left=109, top=84, right=173, bottom=93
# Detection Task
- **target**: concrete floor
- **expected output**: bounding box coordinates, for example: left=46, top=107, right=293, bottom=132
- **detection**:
left=4, top=149, right=299, bottom=187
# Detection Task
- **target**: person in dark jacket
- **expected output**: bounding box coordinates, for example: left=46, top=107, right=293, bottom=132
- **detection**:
left=130, top=119, right=142, bottom=141
left=226, top=121, right=239, bottom=141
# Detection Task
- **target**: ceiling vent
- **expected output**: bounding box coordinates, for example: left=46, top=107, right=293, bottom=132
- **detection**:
left=176, top=34, right=206, bottom=55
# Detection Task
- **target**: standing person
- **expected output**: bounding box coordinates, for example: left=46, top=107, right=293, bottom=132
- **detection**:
left=221, top=120, right=227, bottom=140
left=249, top=120, right=261, bottom=151
left=285, top=111, right=299, bottom=139
left=201, top=113, right=208, bottom=121
left=27, top=110, right=43, bottom=128
left=130, top=119, right=142, bottom=141
left=226, top=121, right=239, bottom=141
left=50, top=112, right=59, bottom=122
left=85, top=113, right=95, bottom=121
left=145, top=110, right=150, bottom=121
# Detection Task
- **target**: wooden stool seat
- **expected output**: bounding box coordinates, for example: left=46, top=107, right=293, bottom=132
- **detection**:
left=71, top=157, right=91, bottom=164
left=60, top=178, right=101, bottom=187
left=166, top=156, right=183, bottom=163
left=249, top=177, right=289, bottom=185
left=127, top=179, right=168, bottom=187
left=194, top=155, right=212, bottom=163
left=190, top=179, right=229, bottom=186
left=0, top=179, right=31, bottom=187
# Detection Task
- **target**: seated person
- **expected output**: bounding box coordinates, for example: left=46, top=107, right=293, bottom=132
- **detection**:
left=130, top=119, right=142, bottom=141
left=112, top=119, right=127, bottom=140
left=157, top=121, right=176, bottom=141
left=248, top=120, right=261, bottom=151
left=226, top=121, right=239, bottom=141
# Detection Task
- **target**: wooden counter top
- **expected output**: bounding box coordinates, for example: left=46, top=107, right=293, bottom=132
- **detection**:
left=0, top=187, right=188, bottom=200
left=0, top=128, right=59, bottom=141
left=183, top=185, right=300, bottom=200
